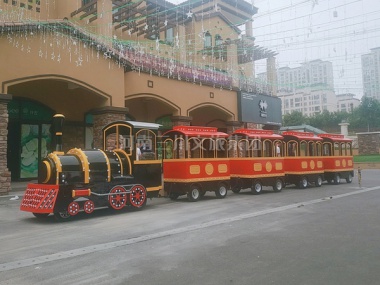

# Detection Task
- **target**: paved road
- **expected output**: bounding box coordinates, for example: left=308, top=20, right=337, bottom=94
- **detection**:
left=0, top=170, right=379, bottom=285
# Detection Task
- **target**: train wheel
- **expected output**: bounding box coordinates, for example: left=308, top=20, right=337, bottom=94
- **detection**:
left=109, top=186, right=127, bottom=210
left=32, top=213, right=49, bottom=219
left=187, top=185, right=201, bottom=202
left=346, top=173, right=353, bottom=184
left=215, top=182, right=228, bottom=199
left=251, top=180, right=262, bottom=195
left=333, top=173, right=341, bottom=185
left=299, top=177, right=308, bottom=189
left=273, top=179, right=283, bottom=192
left=68, top=201, right=80, bottom=216
left=231, top=187, right=241, bottom=194
left=54, top=210, right=72, bottom=222
left=315, top=175, right=323, bottom=187
left=83, top=200, right=95, bottom=214
left=129, top=185, right=147, bottom=209
left=169, top=192, right=180, bottom=201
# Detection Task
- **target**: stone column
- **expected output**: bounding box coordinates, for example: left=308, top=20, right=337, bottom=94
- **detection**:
left=339, top=122, right=349, bottom=137
left=91, top=106, right=129, bottom=149
left=225, top=121, right=244, bottom=135
left=170, top=116, right=192, bottom=127
left=0, top=94, right=12, bottom=196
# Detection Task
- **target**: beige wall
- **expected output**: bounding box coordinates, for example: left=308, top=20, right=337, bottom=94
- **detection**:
left=124, top=72, right=238, bottom=122
left=0, top=32, right=125, bottom=121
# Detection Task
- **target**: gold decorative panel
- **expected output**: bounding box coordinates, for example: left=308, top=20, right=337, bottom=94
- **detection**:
left=317, top=161, right=323, bottom=168
left=205, top=163, right=214, bottom=175
left=275, top=162, right=283, bottom=170
left=218, top=164, right=228, bottom=173
left=190, top=165, right=200, bottom=175
left=266, top=162, right=272, bottom=172
left=302, top=161, right=308, bottom=169
left=254, top=163, right=262, bottom=171
left=335, top=160, right=341, bottom=167
left=310, top=160, right=315, bottom=169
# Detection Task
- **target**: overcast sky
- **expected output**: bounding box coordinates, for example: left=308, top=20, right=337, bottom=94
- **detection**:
left=170, top=0, right=380, bottom=98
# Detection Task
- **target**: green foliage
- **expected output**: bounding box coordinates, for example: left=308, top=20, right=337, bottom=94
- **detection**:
left=353, top=155, right=380, bottom=163
left=283, top=111, right=306, bottom=126
left=283, top=98, right=380, bottom=133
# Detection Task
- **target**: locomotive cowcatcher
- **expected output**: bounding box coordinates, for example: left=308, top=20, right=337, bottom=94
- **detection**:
left=20, top=114, right=162, bottom=221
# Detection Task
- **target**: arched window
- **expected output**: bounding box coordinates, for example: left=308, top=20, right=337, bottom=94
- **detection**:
left=215, top=34, right=223, bottom=46
left=204, top=31, right=212, bottom=48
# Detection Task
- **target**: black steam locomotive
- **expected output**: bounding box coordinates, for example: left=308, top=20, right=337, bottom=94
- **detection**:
left=20, top=114, right=162, bottom=221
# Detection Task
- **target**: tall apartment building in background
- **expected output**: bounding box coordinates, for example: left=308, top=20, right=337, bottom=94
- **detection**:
left=362, top=47, right=380, bottom=101
left=258, top=59, right=338, bottom=116
left=336, top=93, right=360, bottom=112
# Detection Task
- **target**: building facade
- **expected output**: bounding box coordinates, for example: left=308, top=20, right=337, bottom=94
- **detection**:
left=336, top=93, right=360, bottom=113
left=259, top=59, right=338, bottom=116
left=0, top=0, right=279, bottom=191
left=362, top=47, right=380, bottom=101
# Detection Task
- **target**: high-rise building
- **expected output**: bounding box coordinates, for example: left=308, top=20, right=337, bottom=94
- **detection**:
left=259, top=60, right=338, bottom=116
left=336, top=93, right=360, bottom=113
left=362, top=47, right=380, bottom=101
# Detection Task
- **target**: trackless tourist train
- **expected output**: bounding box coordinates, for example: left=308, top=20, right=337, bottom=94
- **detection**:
left=20, top=114, right=354, bottom=221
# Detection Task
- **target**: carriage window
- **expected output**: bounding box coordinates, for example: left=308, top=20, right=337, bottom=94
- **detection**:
left=136, top=129, right=157, bottom=160
left=300, top=141, right=307, bottom=156
left=216, top=139, right=228, bottom=158
left=287, top=141, right=297, bottom=156
left=323, top=143, right=331, bottom=156
left=308, top=141, right=315, bottom=156
left=316, top=142, right=322, bottom=156
left=238, top=139, right=249, bottom=158
left=274, top=140, right=282, bottom=157
left=164, top=140, right=173, bottom=159
left=334, top=142, right=341, bottom=156
left=263, top=140, right=272, bottom=157
left=252, top=139, right=261, bottom=157
left=104, top=124, right=132, bottom=154
left=118, top=125, right=132, bottom=154
left=202, top=138, right=215, bottom=158
left=228, top=140, right=237, bottom=158
left=173, top=138, right=185, bottom=159
left=347, top=143, right=353, bottom=156
left=188, top=138, right=201, bottom=158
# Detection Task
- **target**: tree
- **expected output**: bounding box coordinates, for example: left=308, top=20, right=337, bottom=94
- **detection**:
left=356, top=97, right=380, bottom=132
left=283, top=111, right=306, bottom=126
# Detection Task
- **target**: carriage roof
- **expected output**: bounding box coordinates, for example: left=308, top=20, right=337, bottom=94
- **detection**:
left=231, top=129, right=283, bottom=139
left=163, top=126, right=229, bottom=138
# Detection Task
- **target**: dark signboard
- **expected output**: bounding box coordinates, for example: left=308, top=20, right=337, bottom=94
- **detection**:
left=238, top=92, right=282, bottom=127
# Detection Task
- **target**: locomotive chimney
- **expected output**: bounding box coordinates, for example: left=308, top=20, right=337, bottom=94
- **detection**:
left=53, top=114, right=65, bottom=152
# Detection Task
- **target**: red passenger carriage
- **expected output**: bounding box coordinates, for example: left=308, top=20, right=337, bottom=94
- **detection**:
left=318, top=133, right=354, bottom=184
left=229, top=129, right=285, bottom=194
left=162, top=126, right=230, bottom=202
left=282, top=131, right=324, bottom=188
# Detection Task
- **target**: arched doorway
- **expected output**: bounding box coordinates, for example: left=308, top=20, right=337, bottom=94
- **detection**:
left=188, top=103, right=235, bottom=132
